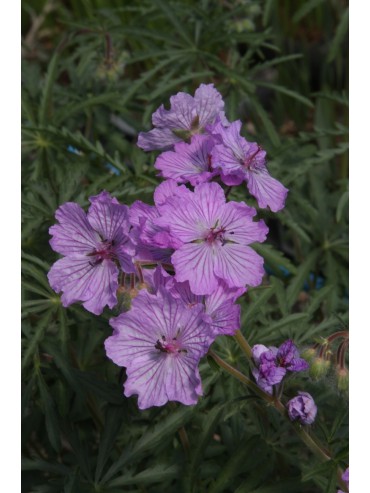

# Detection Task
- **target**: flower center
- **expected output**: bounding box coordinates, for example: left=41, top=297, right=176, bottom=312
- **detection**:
left=87, top=240, right=115, bottom=265
left=243, top=145, right=263, bottom=169
left=205, top=227, right=226, bottom=244
left=155, top=335, right=187, bottom=354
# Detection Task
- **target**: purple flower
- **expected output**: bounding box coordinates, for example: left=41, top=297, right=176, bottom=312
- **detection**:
left=105, top=288, right=213, bottom=409
left=287, top=392, right=317, bottom=424
left=137, top=84, right=228, bottom=151
left=252, top=345, right=286, bottom=393
left=156, top=182, right=268, bottom=295
left=276, top=339, right=310, bottom=372
left=154, top=135, right=219, bottom=186
left=211, top=120, right=288, bottom=212
left=48, top=191, right=135, bottom=315
left=337, top=468, right=349, bottom=493
left=168, top=277, right=246, bottom=338
left=129, top=181, right=191, bottom=264
left=252, top=340, right=309, bottom=393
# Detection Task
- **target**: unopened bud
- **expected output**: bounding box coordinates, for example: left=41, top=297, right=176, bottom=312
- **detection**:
left=128, top=288, right=139, bottom=299
left=301, top=348, right=317, bottom=363
left=336, top=366, right=349, bottom=391
left=309, top=357, right=331, bottom=380
left=137, top=282, right=149, bottom=291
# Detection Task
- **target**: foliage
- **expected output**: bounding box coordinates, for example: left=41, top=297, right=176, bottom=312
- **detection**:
left=22, top=1, right=348, bottom=492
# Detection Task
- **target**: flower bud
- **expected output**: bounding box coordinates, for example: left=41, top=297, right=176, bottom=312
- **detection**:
left=301, top=347, right=317, bottom=363
left=287, top=392, right=317, bottom=425
left=336, top=366, right=349, bottom=392
left=309, top=357, right=331, bottom=380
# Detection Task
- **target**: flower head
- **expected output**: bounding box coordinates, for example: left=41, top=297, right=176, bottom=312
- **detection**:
left=211, top=120, right=288, bottom=212
left=287, top=392, right=317, bottom=424
left=156, top=181, right=268, bottom=295
left=252, top=340, right=309, bottom=393
left=138, top=84, right=228, bottom=151
left=48, top=191, right=135, bottom=315
left=105, top=288, right=213, bottom=409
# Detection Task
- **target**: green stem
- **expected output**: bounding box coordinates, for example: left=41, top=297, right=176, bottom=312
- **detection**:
left=208, top=350, right=346, bottom=485
left=208, top=349, right=274, bottom=404
left=234, top=330, right=253, bottom=359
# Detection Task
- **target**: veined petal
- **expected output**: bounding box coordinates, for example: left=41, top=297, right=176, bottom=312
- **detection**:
left=105, top=289, right=211, bottom=409
left=172, top=242, right=219, bottom=295
left=219, top=201, right=268, bottom=244
left=137, top=127, right=182, bottom=151
left=194, top=83, right=225, bottom=128
left=87, top=191, right=130, bottom=242
left=49, top=202, right=99, bottom=256
left=154, top=135, right=217, bottom=186
left=246, top=168, right=288, bottom=212
left=214, top=243, right=265, bottom=288
left=48, top=256, right=118, bottom=315
left=152, top=93, right=196, bottom=130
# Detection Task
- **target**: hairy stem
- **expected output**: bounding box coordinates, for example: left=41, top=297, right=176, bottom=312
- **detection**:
left=234, top=330, right=253, bottom=359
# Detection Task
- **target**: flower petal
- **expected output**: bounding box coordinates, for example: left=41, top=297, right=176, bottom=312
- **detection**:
left=48, top=256, right=118, bottom=315
left=214, top=243, right=265, bottom=289
left=172, top=242, right=219, bottom=295
left=246, top=168, right=288, bottom=212
left=49, top=203, right=99, bottom=256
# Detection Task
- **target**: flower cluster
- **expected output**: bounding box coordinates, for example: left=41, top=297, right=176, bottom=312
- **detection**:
left=48, top=84, right=291, bottom=409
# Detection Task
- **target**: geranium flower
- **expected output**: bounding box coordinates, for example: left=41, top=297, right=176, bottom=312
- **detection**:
left=137, top=83, right=228, bottom=151
left=252, top=340, right=309, bottom=393
left=155, top=181, right=268, bottom=295
left=105, top=288, right=213, bottom=409
left=211, top=120, right=288, bottom=212
left=48, top=191, right=135, bottom=315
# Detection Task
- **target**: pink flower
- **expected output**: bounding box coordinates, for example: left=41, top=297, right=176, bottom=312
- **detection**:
left=137, top=84, right=228, bottom=151
left=156, top=182, right=268, bottom=295
left=105, top=288, right=213, bottom=409
left=211, top=120, right=288, bottom=212
left=48, top=191, right=135, bottom=315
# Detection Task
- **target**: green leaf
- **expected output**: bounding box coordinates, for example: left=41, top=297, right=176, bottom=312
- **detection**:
left=209, top=439, right=255, bottom=493
left=38, top=51, right=60, bottom=125
left=22, top=457, right=69, bottom=475
left=292, top=0, right=325, bottom=23
left=37, top=371, right=61, bottom=453
left=102, top=406, right=194, bottom=483
left=252, top=243, right=297, bottom=275
left=306, top=285, right=335, bottom=317
left=107, top=464, right=180, bottom=487
left=95, top=406, right=125, bottom=482
left=287, top=249, right=320, bottom=307
left=152, top=0, right=194, bottom=47
left=42, top=341, right=84, bottom=395
left=241, top=286, right=275, bottom=323
left=188, top=405, right=225, bottom=489
left=336, top=191, right=349, bottom=222
left=327, top=8, right=349, bottom=63
left=254, top=81, right=314, bottom=108
left=251, top=99, right=281, bottom=147
left=22, top=310, right=53, bottom=370
left=238, top=478, right=305, bottom=493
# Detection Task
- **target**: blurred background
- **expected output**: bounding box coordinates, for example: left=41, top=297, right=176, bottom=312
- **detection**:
left=21, top=1, right=348, bottom=492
